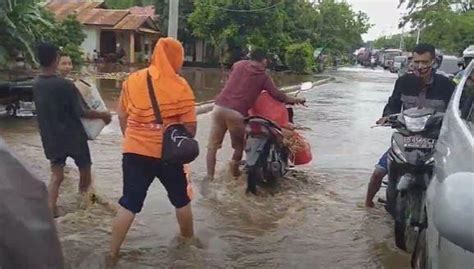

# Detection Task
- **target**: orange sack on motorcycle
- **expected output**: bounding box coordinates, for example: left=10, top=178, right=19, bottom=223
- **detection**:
left=248, top=91, right=313, bottom=165
left=290, top=132, right=312, bottom=165
left=248, top=91, right=290, bottom=127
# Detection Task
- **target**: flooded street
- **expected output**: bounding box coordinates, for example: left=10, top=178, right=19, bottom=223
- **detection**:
left=0, top=67, right=411, bottom=268
left=90, top=65, right=312, bottom=109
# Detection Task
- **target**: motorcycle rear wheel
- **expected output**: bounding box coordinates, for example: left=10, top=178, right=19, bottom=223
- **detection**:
left=246, top=166, right=263, bottom=195
left=246, top=165, right=278, bottom=195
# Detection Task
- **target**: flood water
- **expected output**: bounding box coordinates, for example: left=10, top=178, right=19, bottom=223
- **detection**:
left=87, top=65, right=312, bottom=110
left=0, top=66, right=411, bottom=268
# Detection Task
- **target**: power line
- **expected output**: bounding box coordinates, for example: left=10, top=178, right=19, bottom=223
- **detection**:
left=205, top=1, right=285, bottom=13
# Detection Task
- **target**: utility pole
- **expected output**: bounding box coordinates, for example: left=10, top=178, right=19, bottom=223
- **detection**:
left=168, top=0, right=179, bottom=39
left=399, top=26, right=405, bottom=50
left=416, top=28, right=421, bottom=44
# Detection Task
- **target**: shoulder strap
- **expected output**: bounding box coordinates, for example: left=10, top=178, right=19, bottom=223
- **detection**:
left=146, top=70, right=163, bottom=124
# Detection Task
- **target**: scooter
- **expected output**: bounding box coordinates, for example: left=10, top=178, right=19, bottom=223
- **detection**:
left=382, top=107, right=444, bottom=253
left=244, top=82, right=311, bottom=194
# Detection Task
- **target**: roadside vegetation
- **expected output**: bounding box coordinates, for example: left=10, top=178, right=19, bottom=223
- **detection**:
left=374, top=0, right=473, bottom=55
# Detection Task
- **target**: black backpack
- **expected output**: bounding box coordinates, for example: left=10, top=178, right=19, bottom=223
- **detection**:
left=146, top=71, right=199, bottom=164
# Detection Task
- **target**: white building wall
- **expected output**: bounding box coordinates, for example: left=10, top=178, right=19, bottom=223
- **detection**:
left=81, top=26, right=99, bottom=61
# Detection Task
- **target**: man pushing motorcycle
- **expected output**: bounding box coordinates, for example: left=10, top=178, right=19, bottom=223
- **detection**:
left=205, top=49, right=305, bottom=180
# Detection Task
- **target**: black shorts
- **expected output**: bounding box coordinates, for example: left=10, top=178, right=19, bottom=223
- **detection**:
left=49, top=142, right=92, bottom=169
left=119, top=153, right=191, bottom=214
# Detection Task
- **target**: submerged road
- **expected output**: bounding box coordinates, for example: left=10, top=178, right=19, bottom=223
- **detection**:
left=0, top=67, right=410, bottom=268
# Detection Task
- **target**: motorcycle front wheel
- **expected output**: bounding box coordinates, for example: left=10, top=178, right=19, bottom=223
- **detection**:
left=411, top=229, right=428, bottom=269
left=395, top=191, right=421, bottom=253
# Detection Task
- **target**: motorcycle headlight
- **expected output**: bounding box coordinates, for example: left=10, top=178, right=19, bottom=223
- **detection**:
left=425, top=156, right=435, bottom=165
left=391, top=138, right=407, bottom=163
left=404, top=115, right=430, bottom=132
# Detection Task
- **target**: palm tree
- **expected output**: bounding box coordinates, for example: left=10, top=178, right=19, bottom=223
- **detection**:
left=0, top=0, right=53, bottom=65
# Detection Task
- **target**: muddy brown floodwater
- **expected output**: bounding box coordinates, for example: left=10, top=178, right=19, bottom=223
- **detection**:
left=0, top=66, right=411, bottom=268
left=86, top=65, right=313, bottom=110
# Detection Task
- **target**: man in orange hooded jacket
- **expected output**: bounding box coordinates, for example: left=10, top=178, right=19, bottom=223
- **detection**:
left=109, top=38, right=197, bottom=262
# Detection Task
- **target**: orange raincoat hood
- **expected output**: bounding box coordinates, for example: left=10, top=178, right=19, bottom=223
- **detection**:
left=122, top=37, right=195, bottom=122
left=149, top=37, right=184, bottom=76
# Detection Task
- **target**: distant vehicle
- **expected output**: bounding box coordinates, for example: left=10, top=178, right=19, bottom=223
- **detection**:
left=411, top=62, right=474, bottom=269
left=463, top=45, right=474, bottom=58
left=391, top=55, right=408, bottom=73
left=356, top=48, right=371, bottom=66
left=383, top=49, right=403, bottom=69
left=436, top=55, right=461, bottom=79
left=370, top=56, right=377, bottom=69
left=377, top=52, right=385, bottom=66
left=0, top=80, right=35, bottom=117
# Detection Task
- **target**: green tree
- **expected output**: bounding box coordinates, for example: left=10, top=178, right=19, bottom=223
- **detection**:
left=316, top=0, right=371, bottom=55
left=0, top=1, right=86, bottom=67
left=189, top=0, right=287, bottom=64
left=399, top=0, right=473, bottom=14
left=0, top=0, right=54, bottom=66
left=105, top=0, right=138, bottom=9
left=285, top=42, right=315, bottom=73
left=54, top=15, right=87, bottom=64
left=374, top=33, right=416, bottom=51
left=188, top=0, right=371, bottom=70
left=399, top=0, right=474, bottom=54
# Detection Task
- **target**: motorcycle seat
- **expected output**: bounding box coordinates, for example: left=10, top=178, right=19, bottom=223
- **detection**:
left=244, top=116, right=282, bottom=131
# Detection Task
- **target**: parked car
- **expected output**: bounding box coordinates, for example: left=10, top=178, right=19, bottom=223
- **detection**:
left=411, top=62, right=474, bottom=268
left=0, top=80, right=35, bottom=117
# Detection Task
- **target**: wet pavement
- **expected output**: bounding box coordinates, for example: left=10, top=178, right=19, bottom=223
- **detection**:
left=0, top=66, right=410, bottom=268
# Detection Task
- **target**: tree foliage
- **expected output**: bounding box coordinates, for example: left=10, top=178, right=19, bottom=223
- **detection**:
left=0, top=0, right=86, bottom=67
left=316, top=0, right=371, bottom=55
left=0, top=1, right=53, bottom=66
left=188, top=0, right=371, bottom=70
left=285, top=42, right=315, bottom=74
left=398, top=0, right=474, bottom=54
left=105, top=0, right=146, bottom=9
left=374, top=33, right=417, bottom=51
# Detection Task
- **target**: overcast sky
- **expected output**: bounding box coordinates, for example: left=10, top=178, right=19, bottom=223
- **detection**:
left=343, top=0, right=408, bottom=41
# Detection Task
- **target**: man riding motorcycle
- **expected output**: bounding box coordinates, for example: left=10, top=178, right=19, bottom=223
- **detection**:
left=365, top=43, right=456, bottom=208
left=453, top=47, right=473, bottom=85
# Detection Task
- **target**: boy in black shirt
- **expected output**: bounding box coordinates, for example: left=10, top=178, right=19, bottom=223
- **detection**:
left=33, top=43, right=112, bottom=216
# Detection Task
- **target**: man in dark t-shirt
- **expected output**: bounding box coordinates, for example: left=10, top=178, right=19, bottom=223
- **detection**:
left=33, top=43, right=112, bottom=216
left=365, top=44, right=456, bottom=208
left=205, top=49, right=305, bottom=180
